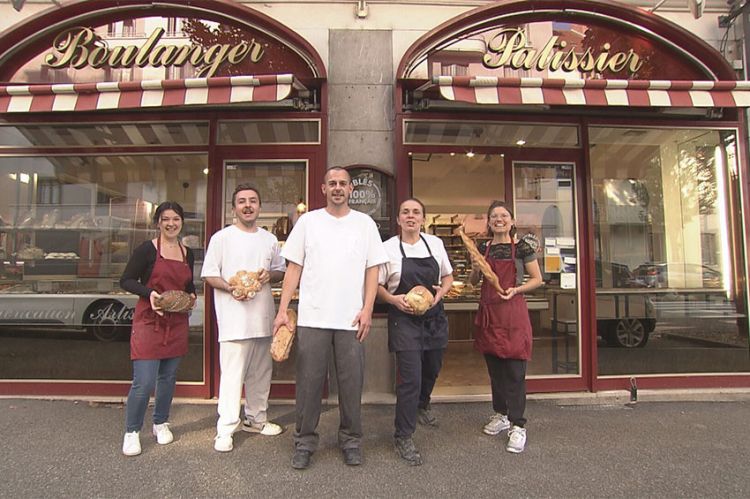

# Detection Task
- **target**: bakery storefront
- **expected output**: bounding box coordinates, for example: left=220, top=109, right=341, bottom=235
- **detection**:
left=398, top=0, right=750, bottom=396
left=0, top=0, right=326, bottom=397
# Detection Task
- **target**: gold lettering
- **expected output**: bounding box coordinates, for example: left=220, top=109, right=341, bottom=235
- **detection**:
left=482, top=28, right=644, bottom=76
left=43, top=25, right=261, bottom=76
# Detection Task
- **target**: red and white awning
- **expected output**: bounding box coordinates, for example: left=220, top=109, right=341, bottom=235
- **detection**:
left=0, top=74, right=295, bottom=113
left=436, top=76, right=750, bottom=107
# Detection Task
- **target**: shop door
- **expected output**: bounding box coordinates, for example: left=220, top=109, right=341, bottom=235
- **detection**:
left=207, top=156, right=311, bottom=398
left=510, top=156, right=588, bottom=390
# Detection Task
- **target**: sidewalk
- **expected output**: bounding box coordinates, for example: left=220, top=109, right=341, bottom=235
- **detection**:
left=1, top=397, right=749, bottom=498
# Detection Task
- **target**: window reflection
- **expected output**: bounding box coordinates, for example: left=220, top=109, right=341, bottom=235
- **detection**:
left=0, top=154, right=207, bottom=381
left=590, top=127, right=749, bottom=373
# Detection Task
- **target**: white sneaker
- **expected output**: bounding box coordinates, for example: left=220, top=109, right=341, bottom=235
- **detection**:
left=242, top=420, right=283, bottom=436
left=482, top=413, right=511, bottom=435
left=152, top=423, right=174, bottom=445
left=506, top=425, right=527, bottom=453
left=214, top=434, right=233, bottom=452
left=122, top=431, right=141, bottom=456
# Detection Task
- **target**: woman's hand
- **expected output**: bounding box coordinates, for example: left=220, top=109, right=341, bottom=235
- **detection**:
left=391, top=294, right=415, bottom=314
left=149, top=290, right=165, bottom=316
left=189, top=293, right=197, bottom=310
left=430, top=285, right=443, bottom=308
left=500, top=287, right=519, bottom=300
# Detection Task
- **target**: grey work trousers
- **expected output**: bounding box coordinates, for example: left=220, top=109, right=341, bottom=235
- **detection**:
left=293, top=326, right=365, bottom=453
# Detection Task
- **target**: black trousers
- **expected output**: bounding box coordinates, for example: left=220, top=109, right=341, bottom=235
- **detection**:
left=394, top=348, right=444, bottom=438
left=484, top=354, right=527, bottom=427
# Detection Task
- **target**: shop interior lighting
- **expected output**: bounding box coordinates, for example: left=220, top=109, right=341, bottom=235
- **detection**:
left=449, top=152, right=455, bottom=156
left=19, top=173, right=30, bottom=184
left=466, top=151, right=475, bottom=158
left=8, top=173, right=16, bottom=180
left=202, top=168, right=209, bottom=175
left=516, top=139, right=526, bottom=146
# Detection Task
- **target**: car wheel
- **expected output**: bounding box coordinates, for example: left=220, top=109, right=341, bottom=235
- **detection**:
left=84, top=299, right=132, bottom=342
left=608, top=319, right=649, bottom=348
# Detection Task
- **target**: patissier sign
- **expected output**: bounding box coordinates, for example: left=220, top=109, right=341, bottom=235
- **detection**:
left=44, top=26, right=264, bottom=78
left=483, top=27, right=643, bottom=75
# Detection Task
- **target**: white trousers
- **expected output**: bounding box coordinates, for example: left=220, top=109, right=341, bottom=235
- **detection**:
left=216, top=337, right=273, bottom=437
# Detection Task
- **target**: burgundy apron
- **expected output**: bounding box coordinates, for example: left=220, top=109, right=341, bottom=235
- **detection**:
left=474, top=241, right=532, bottom=360
left=130, top=239, right=191, bottom=360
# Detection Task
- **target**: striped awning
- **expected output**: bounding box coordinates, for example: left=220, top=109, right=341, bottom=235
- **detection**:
left=436, top=76, right=750, bottom=107
left=0, top=74, right=295, bottom=113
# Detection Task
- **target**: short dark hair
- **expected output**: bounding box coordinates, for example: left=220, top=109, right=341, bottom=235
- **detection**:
left=323, top=167, right=351, bottom=183
left=485, top=200, right=516, bottom=238
left=232, top=184, right=262, bottom=207
left=400, top=197, right=426, bottom=218
left=153, top=201, right=185, bottom=225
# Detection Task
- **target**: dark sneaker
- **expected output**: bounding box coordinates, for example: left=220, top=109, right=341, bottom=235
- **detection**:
left=291, top=449, right=312, bottom=470
left=342, top=447, right=362, bottom=466
left=394, top=437, right=423, bottom=466
left=417, top=407, right=438, bottom=427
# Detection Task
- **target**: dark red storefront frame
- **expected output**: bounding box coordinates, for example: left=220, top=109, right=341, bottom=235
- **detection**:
left=0, top=0, right=329, bottom=398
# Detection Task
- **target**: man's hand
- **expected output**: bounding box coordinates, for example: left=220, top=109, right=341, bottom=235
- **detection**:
left=273, top=310, right=290, bottom=336
left=390, top=294, right=414, bottom=314
left=352, top=308, right=373, bottom=342
left=257, top=268, right=270, bottom=285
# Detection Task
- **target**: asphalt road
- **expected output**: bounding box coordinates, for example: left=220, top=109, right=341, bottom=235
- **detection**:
left=1, top=397, right=749, bottom=498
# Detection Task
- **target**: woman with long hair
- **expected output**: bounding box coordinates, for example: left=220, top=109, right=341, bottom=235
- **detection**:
left=119, top=201, right=196, bottom=456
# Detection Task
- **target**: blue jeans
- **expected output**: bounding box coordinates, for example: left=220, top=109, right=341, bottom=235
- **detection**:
left=125, top=357, right=181, bottom=433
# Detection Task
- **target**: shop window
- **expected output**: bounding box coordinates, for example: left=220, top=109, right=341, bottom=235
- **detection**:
left=217, top=120, right=320, bottom=145
left=0, top=122, right=210, bottom=147
left=404, top=120, right=579, bottom=148
left=0, top=154, right=208, bottom=382
left=590, top=127, right=749, bottom=373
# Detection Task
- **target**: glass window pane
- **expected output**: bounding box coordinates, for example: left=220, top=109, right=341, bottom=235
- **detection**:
left=514, top=162, right=579, bottom=376
left=404, top=120, right=579, bottom=148
left=0, top=154, right=207, bottom=382
left=590, top=127, right=749, bottom=374
left=0, top=123, right=209, bottom=147
left=222, top=160, right=308, bottom=384
left=218, top=120, right=320, bottom=145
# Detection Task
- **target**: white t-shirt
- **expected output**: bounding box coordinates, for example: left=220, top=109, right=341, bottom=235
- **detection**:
left=201, top=225, right=285, bottom=341
left=378, top=233, right=453, bottom=293
left=281, top=208, right=388, bottom=330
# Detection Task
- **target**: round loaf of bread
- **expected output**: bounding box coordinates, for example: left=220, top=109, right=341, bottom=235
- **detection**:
left=155, top=290, right=194, bottom=313
left=405, top=285, right=433, bottom=315
left=228, top=270, right=262, bottom=300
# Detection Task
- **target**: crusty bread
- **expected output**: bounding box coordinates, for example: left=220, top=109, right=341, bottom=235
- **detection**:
left=405, top=285, right=433, bottom=315
left=456, top=227, right=504, bottom=294
left=154, top=290, right=194, bottom=313
left=228, top=270, right=262, bottom=300
left=271, top=309, right=297, bottom=362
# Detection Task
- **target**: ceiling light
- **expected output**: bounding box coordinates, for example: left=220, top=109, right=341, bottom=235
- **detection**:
left=202, top=168, right=209, bottom=175
left=516, top=140, right=526, bottom=146
left=466, top=151, right=475, bottom=158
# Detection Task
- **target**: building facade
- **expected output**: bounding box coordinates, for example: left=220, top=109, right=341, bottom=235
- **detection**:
left=0, top=0, right=748, bottom=400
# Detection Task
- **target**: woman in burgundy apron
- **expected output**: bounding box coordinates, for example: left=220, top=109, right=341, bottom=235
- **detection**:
left=470, top=200, right=542, bottom=454
left=377, top=198, right=453, bottom=466
left=119, top=201, right=196, bottom=457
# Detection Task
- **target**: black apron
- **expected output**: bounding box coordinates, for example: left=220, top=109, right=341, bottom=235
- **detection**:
left=387, top=235, right=449, bottom=352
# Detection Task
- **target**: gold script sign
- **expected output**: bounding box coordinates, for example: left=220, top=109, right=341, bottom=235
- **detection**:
left=44, top=27, right=264, bottom=78
left=483, top=28, right=643, bottom=74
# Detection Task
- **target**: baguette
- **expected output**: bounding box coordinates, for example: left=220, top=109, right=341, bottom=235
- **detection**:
left=456, top=227, right=504, bottom=295
left=271, top=309, right=297, bottom=362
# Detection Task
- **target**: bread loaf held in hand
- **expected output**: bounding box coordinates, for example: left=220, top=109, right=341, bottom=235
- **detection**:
left=228, top=270, right=262, bottom=299
left=456, top=227, right=504, bottom=295
left=271, top=310, right=297, bottom=362
left=154, top=290, right=195, bottom=313
left=405, top=285, right=434, bottom=315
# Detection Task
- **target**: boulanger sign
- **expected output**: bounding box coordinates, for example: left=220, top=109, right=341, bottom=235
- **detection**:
left=483, top=27, right=643, bottom=75
left=44, top=26, right=264, bottom=78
